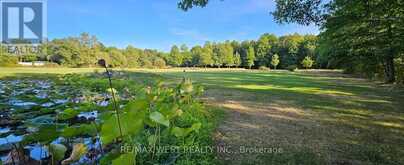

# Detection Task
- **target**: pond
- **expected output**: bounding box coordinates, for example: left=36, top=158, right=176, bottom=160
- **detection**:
left=0, top=78, right=110, bottom=164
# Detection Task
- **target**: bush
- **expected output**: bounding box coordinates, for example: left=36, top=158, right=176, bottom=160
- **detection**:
left=153, top=58, right=166, bottom=69
left=286, top=65, right=298, bottom=72
left=0, top=55, right=18, bottom=67
left=301, top=56, right=314, bottom=69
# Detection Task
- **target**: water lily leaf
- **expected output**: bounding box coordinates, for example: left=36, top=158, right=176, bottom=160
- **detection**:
left=101, top=107, right=146, bottom=145
left=48, top=143, right=67, bottom=162
left=100, top=115, right=121, bottom=145
left=58, top=108, right=79, bottom=120
left=123, top=99, right=148, bottom=112
left=22, top=124, right=62, bottom=144
left=112, top=153, right=135, bottom=165
left=150, top=111, right=169, bottom=127
left=27, top=115, right=55, bottom=125
left=62, top=124, right=98, bottom=138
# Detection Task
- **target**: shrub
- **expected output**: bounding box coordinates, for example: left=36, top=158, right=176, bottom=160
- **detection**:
left=301, top=56, right=314, bottom=69
left=0, top=55, right=18, bottom=67
left=286, top=65, right=298, bottom=72
left=153, top=58, right=166, bottom=69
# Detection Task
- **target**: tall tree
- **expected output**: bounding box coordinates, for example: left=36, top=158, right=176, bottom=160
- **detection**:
left=273, top=0, right=404, bottom=83
left=200, top=43, right=214, bottom=67
left=169, top=45, right=183, bottom=67
left=180, top=44, right=192, bottom=67
left=246, top=46, right=255, bottom=69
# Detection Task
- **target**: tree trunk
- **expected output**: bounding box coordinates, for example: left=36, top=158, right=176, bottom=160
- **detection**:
left=384, top=22, right=396, bottom=83
left=384, top=54, right=395, bottom=83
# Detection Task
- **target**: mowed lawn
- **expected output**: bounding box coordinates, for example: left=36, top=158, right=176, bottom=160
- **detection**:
left=157, top=70, right=404, bottom=165
left=1, top=68, right=404, bottom=164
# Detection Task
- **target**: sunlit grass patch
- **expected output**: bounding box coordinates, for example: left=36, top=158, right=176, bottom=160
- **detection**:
left=234, top=84, right=355, bottom=96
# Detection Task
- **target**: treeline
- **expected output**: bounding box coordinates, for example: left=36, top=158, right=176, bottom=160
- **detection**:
left=1, top=33, right=168, bottom=68
left=167, top=33, right=319, bottom=70
left=1, top=33, right=322, bottom=70
left=1, top=31, right=403, bottom=83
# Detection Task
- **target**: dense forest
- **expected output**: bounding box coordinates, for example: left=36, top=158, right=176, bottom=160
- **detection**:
left=177, top=0, right=404, bottom=83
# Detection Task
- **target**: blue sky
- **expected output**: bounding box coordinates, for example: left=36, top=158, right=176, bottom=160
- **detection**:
left=48, top=0, right=319, bottom=51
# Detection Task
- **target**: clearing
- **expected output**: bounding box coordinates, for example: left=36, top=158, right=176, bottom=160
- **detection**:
left=1, top=68, right=404, bottom=165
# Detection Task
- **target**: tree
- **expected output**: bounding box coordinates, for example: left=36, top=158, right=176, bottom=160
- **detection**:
left=246, top=46, right=255, bottom=69
left=272, top=0, right=404, bottom=83
left=124, top=45, right=141, bottom=68
left=169, top=45, right=183, bottom=67
left=220, top=42, right=234, bottom=68
left=180, top=44, right=192, bottom=67
left=271, top=54, right=280, bottom=70
left=196, top=43, right=214, bottom=67
left=153, top=57, right=166, bottom=69
left=255, top=33, right=277, bottom=67
left=108, top=48, right=127, bottom=67
left=234, top=52, right=241, bottom=68
left=301, top=56, right=314, bottom=69
left=277, top=34, right=304, bottom=68
left=178, top=0, right=209, bottom=11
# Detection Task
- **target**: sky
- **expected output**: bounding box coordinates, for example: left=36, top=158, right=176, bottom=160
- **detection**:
left=47, top=0, right=319, bottom=51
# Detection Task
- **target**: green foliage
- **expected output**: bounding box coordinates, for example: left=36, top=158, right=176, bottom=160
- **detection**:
left=0, top=55, right=18, bottom=67
left=112, top=153, right=136, bottom=165
left=178, top=0, right=209, bottom=11
left=48, top=144, right=68, bottom=163
left=396, top=58, right=404, bottom=84
left=62, top=124, right=98, bottom=138
left=246, top=46, right=255, bottom=69
left=273, top=0, right=404, bottom=83
left=271, top=54, right=280, bottom=69
left=149, top=111, right=170, bottom=127
left=171, top=122, right=201, bottom=138
left=100, top=102, right=146, bottom=145
left=168, top=45, right=183, bottom=66
left=301, top=56, right=314, bottom=69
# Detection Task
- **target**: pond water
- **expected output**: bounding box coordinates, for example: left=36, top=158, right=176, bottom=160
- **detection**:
left=0, top=79, right=110, bottom=163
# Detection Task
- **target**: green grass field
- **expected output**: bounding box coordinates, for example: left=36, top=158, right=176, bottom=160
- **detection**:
left=1, top=67, right=404, bottom=164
